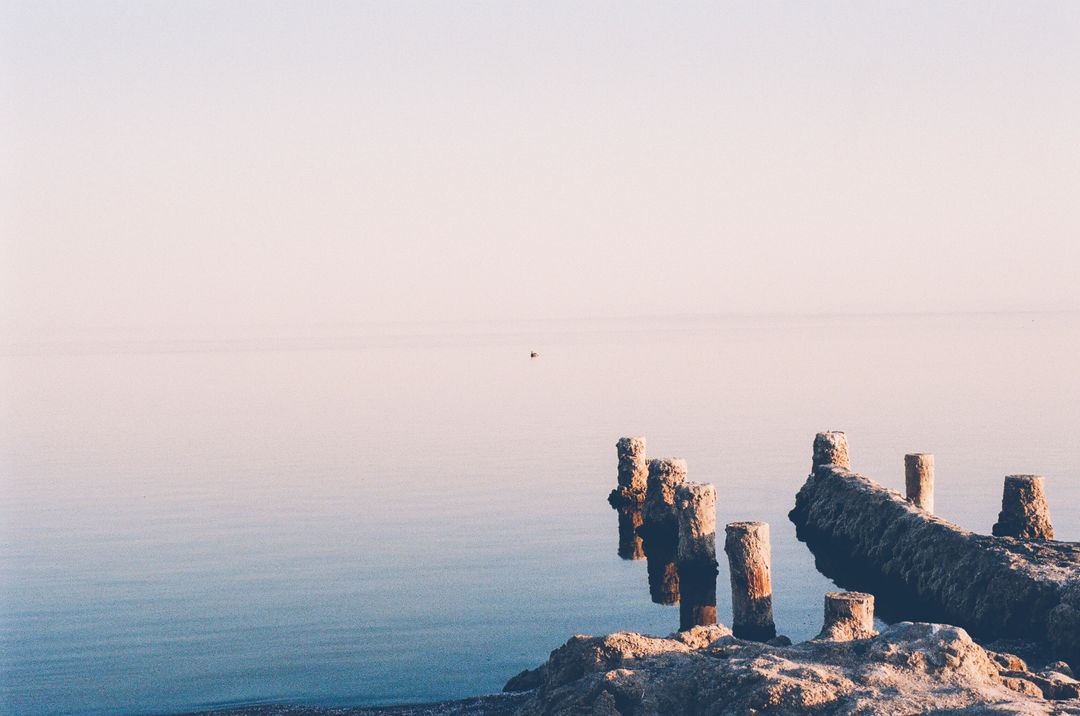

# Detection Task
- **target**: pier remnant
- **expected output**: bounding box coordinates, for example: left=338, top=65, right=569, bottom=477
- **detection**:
left=812, top=431, right=849, bottom=473
left=675, top=482, right=718, bottom=631
left=790, top=461, right=1080, bottom=662
left=724, top=521, right=776, bottom=641
left=609, top=437, right=649, bottom=507
left=992, top=475, right=1054, bottom=540
left=642, top=458, right=688, bottom=531
left=904, top=453, right=935, bottom=513
left=676, top=483, right=717, bottom=565
left=816, top=592, right=878, bottom=641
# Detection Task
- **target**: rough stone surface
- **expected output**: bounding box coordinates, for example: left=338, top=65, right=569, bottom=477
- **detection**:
left=641, top=458, right=687, bottom=531
left=724, top=521, right=776, bottom=641
left=609, top=437, right=648, bottom=507
left=812, top=431, right=850, bottom=473
left=675, top=482, right=717, bottom=564
left=904, top=453, right=935, bottom=513
left=789, top=464, right=1080, bottom=663
left=993, top=475, right=1055, bottom=540
left=817, top=592, right=878, bottom=641
left=504, top=622, right=1080, bottom=715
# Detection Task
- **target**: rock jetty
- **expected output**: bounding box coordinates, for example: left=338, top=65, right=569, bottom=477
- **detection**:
left=790, top=463, right=1080, bottom=663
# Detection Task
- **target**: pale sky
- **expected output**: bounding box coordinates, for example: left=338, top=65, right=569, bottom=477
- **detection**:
left=2, top=1, right=1079, bottom=337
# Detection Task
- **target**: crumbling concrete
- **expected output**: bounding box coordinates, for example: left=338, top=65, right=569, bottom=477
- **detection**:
left=724, top=521, right=777, bottom=642
left=790, top=463, right=1080, bottom=663
left=993, top=474, right=1055, bottom=540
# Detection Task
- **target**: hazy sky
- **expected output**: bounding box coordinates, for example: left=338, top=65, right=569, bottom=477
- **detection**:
left=2, top=2, right=1079, bottom=335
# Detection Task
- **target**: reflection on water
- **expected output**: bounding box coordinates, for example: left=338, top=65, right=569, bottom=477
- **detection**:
left=643, top=532, right=680, bottom=606
left=616, top=508, right=644, bottom=561
left=678, top=562, right=718, bottom=632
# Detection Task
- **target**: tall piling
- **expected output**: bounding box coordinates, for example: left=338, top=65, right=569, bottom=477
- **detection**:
left=610, top=436, right=649, bottom=507
left=904, top=453, right=935, bottom=513
left=812, top=431, right=850, bottom=473
left=816, top=592, right=878, bottom=641
left=992, top=475, right=1054, bottom=540
left=641, top=458, right=688, bottom=535
left=676, top=482, right=718, bottom=631
left=724, top=521, right=776, bottom=641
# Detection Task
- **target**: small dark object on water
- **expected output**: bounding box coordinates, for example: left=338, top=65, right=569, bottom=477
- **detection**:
left=530, top=351, right=539, bottom=358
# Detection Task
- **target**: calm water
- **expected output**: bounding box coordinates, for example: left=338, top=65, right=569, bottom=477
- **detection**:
left=2, top=314, right=1078, bottom=715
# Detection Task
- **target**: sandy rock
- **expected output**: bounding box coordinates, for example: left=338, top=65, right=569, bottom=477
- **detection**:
left=506, top=622, right=1080, bottom=715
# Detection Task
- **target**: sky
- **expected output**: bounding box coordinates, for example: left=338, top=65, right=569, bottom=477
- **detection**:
left=2, top=1, right=1079, bottom=337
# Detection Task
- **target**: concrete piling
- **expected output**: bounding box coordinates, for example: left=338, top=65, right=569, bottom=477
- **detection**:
left=992, top=475, right=1055, bottom=540
left=724, top=521, right=776, bottom=641
left=812, top=431, right=850, bottom=473
left=904, top=453, right=935, bottom=513
left=642, top=458, right=688, bottom=532
left=610, top=437, right=649, bottom=507
left=675, top=482, right=718, bottom=631
left=676, top=483, right=717, bottom=565
left=816, top=591, right=878, bottom=641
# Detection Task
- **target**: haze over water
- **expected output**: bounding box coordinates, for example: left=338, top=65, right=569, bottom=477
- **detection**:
left=2, top=312, right=1078, bottom=715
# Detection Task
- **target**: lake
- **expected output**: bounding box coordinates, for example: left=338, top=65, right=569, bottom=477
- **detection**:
left=2, top=313, right=1078, bottom=715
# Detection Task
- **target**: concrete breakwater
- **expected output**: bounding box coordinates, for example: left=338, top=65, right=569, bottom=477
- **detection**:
left=790, top=435, right=1080, bottom=663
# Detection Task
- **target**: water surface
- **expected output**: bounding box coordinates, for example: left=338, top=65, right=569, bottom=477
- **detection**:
left=2, top=313, right=1078, bottom=715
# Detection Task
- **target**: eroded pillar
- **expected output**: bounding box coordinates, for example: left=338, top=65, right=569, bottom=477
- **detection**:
left=992, top=475, right=1054, bottom=540
left=724, top=521, right=776, bottom=641
left=816, top=591, right=878, bottom=641
left=812, top=431, right=850, bottom=473
left=642, top=458, right=688, bottom=533
left=610, top=436, right=648, bottom=507
left=904, top=453, right=935, bottom=513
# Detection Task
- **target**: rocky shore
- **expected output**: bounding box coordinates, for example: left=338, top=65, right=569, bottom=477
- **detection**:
left=190, top=621, right=1079, bottom=715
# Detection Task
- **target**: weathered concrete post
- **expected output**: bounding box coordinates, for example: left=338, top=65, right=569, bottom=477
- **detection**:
left=676, top=482, right=718, bottom=631
left=992, top=475, right=1055, bottom=540
left=609, top=436, right=648, bottom=507
left=904, top=453, right=935, bottom=513
left=724, top=521, right=776, bottom=641
left=816, top=591, right=878, bottom=641
left=812, top=431, right=850, bottom=473
left=641, top=458, right=688, bottom=533
left=676, top=483, right=717, bottom=565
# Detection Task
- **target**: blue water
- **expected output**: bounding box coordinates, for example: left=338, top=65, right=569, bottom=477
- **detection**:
left=2, top=314, right=1078, bottom=715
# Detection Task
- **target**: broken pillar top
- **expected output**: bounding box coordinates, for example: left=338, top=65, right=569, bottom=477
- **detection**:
left=812, top=431, right=850, bottom=472
left=993, top=474, right=1054, bottom=540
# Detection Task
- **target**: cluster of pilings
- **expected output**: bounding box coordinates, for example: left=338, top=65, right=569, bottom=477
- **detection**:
left=812, top=430, right=1056, bottom=540
left=611, top=436, right=879, bottom=642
